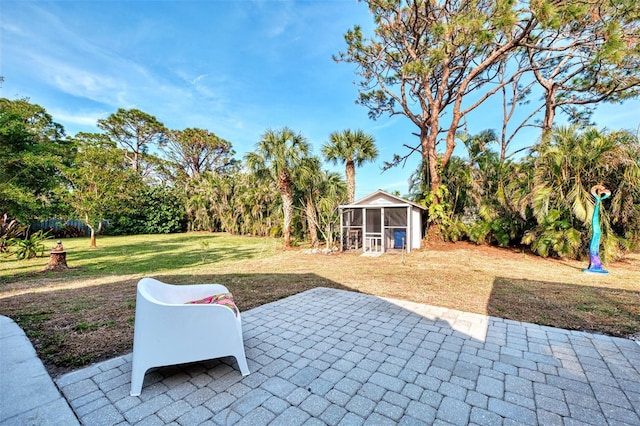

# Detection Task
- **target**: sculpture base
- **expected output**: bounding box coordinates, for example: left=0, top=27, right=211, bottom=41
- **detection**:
left=583, top=267, right=608, bottom=274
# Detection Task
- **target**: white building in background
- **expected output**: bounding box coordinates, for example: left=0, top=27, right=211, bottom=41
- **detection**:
left=339, top=190, right=426, bottom=254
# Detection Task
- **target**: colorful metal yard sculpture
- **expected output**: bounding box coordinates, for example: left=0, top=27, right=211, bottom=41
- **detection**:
left=584, top=185, right=611, bottom=274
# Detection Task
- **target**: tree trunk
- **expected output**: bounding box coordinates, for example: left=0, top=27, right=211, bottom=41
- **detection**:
left=325, top=223, right=333, bottom=249
left=85, top=214, right=97, bottom=248
left=134, top=151, right=140, bottom=174
left=423, top=133, right=441, bottom=199
left=281, top=192, right=293, bottom=248
left=542, top=88, right=557, bottom=142
left=345, top=160, right=356, bottom=204
left=42, top=251, right=68, bottom=272
left=89, top=225, right=97, bottom=248
left=279, top=172, right=294, bottom=248
left=306, top=197, right=319, bottom=247
left=443, top=108, right=460, bottom=173
left=422, top=130, right=445, bottom=241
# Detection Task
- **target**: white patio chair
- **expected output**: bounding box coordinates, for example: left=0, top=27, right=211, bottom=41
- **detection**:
left=130, top=277, right=250, bottom=396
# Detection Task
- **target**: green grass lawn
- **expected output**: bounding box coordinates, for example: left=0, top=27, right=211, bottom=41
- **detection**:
left=0, top=232, right=281, bottom=281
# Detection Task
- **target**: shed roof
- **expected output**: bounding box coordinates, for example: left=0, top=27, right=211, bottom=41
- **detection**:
left=340, top=190, right=426, bottom=210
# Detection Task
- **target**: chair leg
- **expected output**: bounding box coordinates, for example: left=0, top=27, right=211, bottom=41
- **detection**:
left=130, top=364, right=148, bottom=396
left=234, top=345, right=250, bottom=376
left=236, top=354, right=250, bottom=376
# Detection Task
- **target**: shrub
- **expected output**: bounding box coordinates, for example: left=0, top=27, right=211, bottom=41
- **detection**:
left=9, top=230, right=52, bottom=260
left=104, top=186, right=186, bottom=235
left=1, top=216, right=26, bottom=253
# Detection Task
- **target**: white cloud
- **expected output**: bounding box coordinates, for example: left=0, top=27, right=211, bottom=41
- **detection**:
left=0, top=21, right=26, bottom=36
left=4, top=2, right=197, bottom=113
left=4, top=6, right=129, bottom=106
left=49, top=62, right=122, bottom=103
left=50, top=109, right=106, bottom=127
left=191, top=74, right=208, bottom=85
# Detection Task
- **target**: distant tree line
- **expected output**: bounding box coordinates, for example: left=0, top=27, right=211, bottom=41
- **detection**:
left=2, top=95, right=638, bottom=262
left=0, top=97, right=380, bottom=250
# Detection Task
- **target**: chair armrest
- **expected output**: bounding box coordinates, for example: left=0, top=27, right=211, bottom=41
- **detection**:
left=138, top=300, right=241, bottom=326
left=176, top=283, right=231, bottom=303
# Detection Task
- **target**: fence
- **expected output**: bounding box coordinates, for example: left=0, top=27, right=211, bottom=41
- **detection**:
left=30, top=219, right=92, bottom=237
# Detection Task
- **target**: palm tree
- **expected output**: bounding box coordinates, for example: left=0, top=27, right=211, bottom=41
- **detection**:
left=236, top=173, right=280, bottom=237
left=315, top=170, right=348, bottom=249
left=322, top=129, right=378, bottom=203
left=295, top=156, right=323, bottom=247
left=524, top=126, right=640, bottom=259
left=246, top=128, right=310, bottom=248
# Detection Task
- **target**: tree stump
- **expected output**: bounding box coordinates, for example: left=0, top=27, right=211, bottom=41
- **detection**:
left=42, top=250, right=68, bottom=272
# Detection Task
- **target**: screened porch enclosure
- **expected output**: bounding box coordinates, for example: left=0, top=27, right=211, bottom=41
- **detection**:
left=339, top=191, right=425, bottom=254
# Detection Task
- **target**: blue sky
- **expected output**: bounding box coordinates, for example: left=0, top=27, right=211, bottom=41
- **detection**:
left=2, top=0, right=639, bottom=200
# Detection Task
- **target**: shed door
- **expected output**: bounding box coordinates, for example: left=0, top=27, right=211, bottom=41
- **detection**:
left=366, top=209, right=381, bottom=232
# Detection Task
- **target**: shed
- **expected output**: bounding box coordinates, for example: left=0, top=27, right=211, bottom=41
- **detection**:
left=339, top=190, right=426, bottom=254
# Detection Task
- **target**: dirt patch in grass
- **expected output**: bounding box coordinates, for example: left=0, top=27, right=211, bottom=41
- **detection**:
left=0, top=279, right=137, bottom=376
left=1, top=238, right=639, bottom=377
left=488, top=277, right=640, bottom=336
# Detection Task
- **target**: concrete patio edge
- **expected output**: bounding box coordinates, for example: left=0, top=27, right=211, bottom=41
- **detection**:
left=0, top=315, right=80, bottom=426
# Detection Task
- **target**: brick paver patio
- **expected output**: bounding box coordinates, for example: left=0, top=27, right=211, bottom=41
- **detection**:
left=55, top=287, right=640, bottom=425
